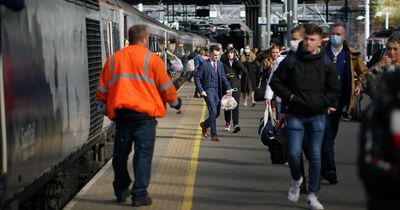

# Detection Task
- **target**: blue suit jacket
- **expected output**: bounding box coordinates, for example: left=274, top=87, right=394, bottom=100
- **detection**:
left=194, top=59, right=232, bottom=98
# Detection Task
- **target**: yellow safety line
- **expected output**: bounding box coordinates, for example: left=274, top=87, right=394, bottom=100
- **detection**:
left=181, top=101, right=206, bottom=210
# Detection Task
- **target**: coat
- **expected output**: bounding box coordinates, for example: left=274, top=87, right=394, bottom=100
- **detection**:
left=194, top=59, right=232, bottom=98
left=326, top=42, right=367, bottom=114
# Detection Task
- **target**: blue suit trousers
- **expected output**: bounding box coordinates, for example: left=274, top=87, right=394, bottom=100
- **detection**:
left=203, top=90, right=221, bottom=136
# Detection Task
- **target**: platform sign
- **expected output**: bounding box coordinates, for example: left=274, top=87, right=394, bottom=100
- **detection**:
left=258, top=17, right=267, bottom=25
left=240, top=10, right=246, bottom=18
left=210, top=11, right=217, bottom=18
left=271, top=14, right=279, bottom=24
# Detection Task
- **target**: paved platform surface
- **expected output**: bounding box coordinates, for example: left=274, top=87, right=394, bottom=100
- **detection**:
left=63, top=82, right=367, bottom=210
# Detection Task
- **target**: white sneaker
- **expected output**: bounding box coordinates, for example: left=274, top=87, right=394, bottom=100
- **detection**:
left=307, top=193, right=324, bottom=210
left=224, top=123, right=231, bottom=131
left=288, top=176, right=303, bottom=203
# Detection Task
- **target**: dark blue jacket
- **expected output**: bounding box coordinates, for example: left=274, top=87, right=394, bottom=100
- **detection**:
left=195, top=59, right=232, bottom=98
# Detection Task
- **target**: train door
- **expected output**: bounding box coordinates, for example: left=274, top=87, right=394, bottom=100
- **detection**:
left=0, top=47, right=6, bottom=174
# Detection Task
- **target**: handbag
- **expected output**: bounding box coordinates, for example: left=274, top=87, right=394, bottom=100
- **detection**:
left=221, top=94, right=238, bottom=111
left=258, top=104, right=278, bottom=146
left=254, top=85, right=266, bottom=101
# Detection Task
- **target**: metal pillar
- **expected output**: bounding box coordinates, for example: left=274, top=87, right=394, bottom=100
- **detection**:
left=259, top=0, right=267, bottom=49
left=365, top=0, right=370, bottom=60
left=385, top=11, right=389, bottom=29
left=266, top=0, right=271, bottom=49
left=325, top=0, right=329, bottom=23
left=293, top=0, right=298, bottom=25
left=287, top=0, right=294, bottom=44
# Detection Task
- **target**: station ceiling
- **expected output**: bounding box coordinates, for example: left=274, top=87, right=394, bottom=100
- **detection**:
left=124, top=0, right=280, bottom=5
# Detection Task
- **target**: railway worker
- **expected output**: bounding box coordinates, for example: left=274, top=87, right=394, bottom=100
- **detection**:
left=195, top=45, right=234, bottom=141
left=321, top=22, right=367, bottom=185
left=95, top=24, right=182, bottom=207
left=270, top=24, right=341, bottom=210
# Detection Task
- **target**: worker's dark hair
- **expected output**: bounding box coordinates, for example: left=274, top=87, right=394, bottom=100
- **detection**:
left=128, top=24, right=149, bottom=44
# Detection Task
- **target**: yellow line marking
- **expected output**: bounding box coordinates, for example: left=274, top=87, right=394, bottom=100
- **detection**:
left=181, top=101, right=206, bottom=210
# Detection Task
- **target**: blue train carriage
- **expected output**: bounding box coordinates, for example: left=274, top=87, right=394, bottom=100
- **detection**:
left=0, top=0, right=117, bottom=209
left=0, top=0, right=206, bottom=209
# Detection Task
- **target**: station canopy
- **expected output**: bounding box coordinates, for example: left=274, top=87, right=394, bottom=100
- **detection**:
left=124, top=0, right=279, bottom=5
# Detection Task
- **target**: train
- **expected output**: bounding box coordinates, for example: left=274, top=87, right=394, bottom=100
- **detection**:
left=0, top=0, right=209, bottom=209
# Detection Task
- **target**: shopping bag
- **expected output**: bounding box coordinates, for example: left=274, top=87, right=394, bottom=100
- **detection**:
left=221, top=94, right=238, bottom=111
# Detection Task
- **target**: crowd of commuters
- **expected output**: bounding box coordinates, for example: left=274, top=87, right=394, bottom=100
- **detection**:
left=96, top=20, right=400, bottom=209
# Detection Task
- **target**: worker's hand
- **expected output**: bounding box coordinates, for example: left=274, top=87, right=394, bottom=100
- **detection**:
left=176, top=108, right=182, bottom=114
left=200, top=91, right=207, bottom=97
left=96, top=101, right=106, bottom=114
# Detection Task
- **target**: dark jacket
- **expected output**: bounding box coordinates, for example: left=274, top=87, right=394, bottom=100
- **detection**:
left=221, top=58, right=247, bottom=92
left=269, top=43, right=341, bottom=116
left=325, top=41, right=367, bottom=113
left=194, top=59, right=232, bottom=98
left=359, top=70, right=400, bottom=210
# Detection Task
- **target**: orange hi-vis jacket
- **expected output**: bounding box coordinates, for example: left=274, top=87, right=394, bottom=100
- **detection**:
left=96, top=45, right=179, bottom=120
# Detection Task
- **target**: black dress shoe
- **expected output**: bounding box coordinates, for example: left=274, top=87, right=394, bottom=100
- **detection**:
left=132, top=196, right=152, bottom=207
left=323, top=170, right=338, bottom=185
left=116, top=188, right=130, bottom=203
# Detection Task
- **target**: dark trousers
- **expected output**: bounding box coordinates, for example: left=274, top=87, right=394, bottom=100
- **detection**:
left=203, top=90, right=221, bottom=136
left=224, top=91, right=241, bottom=126
left=321, top=109, right=342, bottom=174
left=112, top=118, right=157, bottom=199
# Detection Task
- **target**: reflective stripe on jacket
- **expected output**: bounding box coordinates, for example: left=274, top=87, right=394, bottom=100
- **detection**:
left=96, top=45, right=178, bottom=119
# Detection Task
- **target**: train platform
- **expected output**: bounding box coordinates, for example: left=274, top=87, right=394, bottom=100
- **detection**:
left=63, top=82, right=366, bottom=210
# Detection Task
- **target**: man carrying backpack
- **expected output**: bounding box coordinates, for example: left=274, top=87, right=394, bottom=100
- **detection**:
left=270, top=24, right=341, bottom=210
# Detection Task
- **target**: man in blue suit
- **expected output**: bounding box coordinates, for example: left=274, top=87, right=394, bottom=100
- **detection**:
left=195, top=45, right=233, bottom=141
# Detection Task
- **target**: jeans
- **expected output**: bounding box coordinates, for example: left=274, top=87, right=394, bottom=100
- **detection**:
left=203, top=90, right=221, bottom=136
left=286, top=114, right=326, bottom=193
left=224, top=91, right=241, bottom=126
left=112, top=118, right=157, bottom=199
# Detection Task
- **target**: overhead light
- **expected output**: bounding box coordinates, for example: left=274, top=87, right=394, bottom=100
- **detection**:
left=356, top=16, right=364, bottom=20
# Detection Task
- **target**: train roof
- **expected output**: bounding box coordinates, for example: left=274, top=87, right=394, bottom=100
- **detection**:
left=101, top=0, right=205, bottom=44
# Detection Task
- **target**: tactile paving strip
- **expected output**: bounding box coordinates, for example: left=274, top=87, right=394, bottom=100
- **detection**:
left=142, top=83, right=206, bottom=210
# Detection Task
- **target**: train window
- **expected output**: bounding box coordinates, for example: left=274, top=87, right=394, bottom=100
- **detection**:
left=112, top=22, right=120, bottom=52
left=124, top=15, right=128, bottom=40
left=104, top=21, right=120, bottom=56
left=155, top=37, right=160, bottom=52
left=149, top=36, right=154, bottom=52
